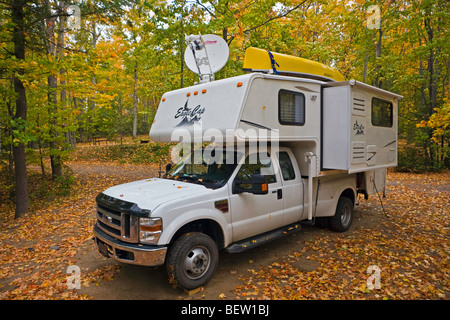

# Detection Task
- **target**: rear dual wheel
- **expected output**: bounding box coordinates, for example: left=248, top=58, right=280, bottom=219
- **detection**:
left=329, top=196, right=354, bottom=232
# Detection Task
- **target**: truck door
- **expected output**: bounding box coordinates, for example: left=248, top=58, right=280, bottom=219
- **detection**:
left=229, top=151, right=284, bottom=242
left=276, top=150, right=304, bottom=224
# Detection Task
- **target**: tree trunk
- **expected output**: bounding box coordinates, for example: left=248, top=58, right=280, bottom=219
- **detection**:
left=58, top=1, right=70, bottom=148
left=12, top=0, right=29, bottom=219
left=44, top=0, right=63, bottom=178
left=48, top=73, right=63, bottom=178
left=425, top=16, right=438, bottom=168
left=180, top=17, right=184, bottom=88
left=132, top=62, right=138, bottom=138
left=89, top=20, right=97, bottom=112
left=425, top=17, right=437, bottom=115
left=373, top=27, right=382, bottom=88
left=363, top=52, right=368, bottom=83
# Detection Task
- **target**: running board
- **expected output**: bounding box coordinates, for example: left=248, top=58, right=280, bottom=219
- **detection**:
left=225, top=223, right=301, bottom=253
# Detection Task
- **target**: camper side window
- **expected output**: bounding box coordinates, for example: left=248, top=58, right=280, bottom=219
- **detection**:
left=278, top=90, right=305, bottom=126
left=372, top=97, right=393, bottom=127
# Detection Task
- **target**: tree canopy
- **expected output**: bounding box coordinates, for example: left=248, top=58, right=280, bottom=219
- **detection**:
left=1, top=0, right=449, bottom=217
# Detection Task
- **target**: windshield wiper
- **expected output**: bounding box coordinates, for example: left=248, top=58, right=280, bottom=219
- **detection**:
left=178, top=174, right=202, bottom=184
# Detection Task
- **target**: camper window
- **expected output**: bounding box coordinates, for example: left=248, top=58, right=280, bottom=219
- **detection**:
left=371, top=97, right=393, bottom=127
left=278, top=90, right=305, bottom=126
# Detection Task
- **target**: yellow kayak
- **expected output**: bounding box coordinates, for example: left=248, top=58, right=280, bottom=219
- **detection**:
left=243, top=47, right=345, bottom=82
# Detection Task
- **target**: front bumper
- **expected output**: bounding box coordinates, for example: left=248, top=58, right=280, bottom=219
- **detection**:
left=93, top=225, right=167, bottom=267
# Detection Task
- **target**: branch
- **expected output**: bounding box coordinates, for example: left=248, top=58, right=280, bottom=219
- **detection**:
left=195, top=0, right=215, bottom=18
left=244, top=1, right=308, bottom=34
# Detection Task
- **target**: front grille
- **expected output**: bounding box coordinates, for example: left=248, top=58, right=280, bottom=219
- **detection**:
left=96, top=204, right=139, bottom=243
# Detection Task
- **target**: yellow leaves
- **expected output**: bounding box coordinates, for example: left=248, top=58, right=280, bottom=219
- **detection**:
left=416, top=103, right=450, bottom=144
left=358, top=283, right=372, bottom=294
left=218, top=293, right=227, bottom=300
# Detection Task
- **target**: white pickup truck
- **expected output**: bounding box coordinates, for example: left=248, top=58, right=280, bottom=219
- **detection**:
left=94, top=145, right=356, bottom=290
left=93, top=40, right=402, bottom=290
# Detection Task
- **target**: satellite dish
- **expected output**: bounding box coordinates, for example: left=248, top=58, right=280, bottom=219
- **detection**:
left=184, top=34, right=229, bottom=82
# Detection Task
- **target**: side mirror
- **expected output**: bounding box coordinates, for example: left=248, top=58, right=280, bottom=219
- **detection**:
left=250, top=173, right=269, bottom=195
left=232, top=173, right=268, bottom=195
left=165, top=163, right=172, bottom=173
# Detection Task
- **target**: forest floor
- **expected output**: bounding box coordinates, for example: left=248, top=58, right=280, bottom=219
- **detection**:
left=0, top=157, right=448, bottom=300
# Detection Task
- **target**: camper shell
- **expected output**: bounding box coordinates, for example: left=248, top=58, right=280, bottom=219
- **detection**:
left=150, top=72, right=402, bottom=180
left=94, top=42, right=403, bottom=291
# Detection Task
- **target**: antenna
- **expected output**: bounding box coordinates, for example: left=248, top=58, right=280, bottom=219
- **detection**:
left=184, top=34, right=229, bottom=83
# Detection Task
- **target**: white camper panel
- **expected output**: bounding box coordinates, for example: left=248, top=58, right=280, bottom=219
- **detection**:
left=237, top=75, right=323, bottom=141
left=322, top=80, right=402, bottom=173
left=150, top=73, right=325, bottom=148
left=237, top=74, right=323, bottom=175
left=150, top=74, right=252, bottom=143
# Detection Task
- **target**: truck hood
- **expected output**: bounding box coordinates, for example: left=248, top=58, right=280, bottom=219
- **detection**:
left=102, top=178, right=208, bottom=213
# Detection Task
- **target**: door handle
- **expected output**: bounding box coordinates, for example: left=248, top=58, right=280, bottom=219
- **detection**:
left=277, top=189, right=282, bottom=199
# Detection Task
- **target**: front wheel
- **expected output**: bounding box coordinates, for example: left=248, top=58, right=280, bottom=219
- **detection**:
left=166, top=232, right=218, bottom=290
left=329, top=197, right=354, bottom=232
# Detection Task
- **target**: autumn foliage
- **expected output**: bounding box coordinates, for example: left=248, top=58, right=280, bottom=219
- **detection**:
left=0, top=0, right=449, bottom=300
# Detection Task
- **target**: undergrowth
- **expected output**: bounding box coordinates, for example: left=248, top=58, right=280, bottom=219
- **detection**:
left=71, top=142, right=172, bottom=164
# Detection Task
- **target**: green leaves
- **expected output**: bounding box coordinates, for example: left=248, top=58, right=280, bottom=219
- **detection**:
left=9, top=118, right=36, bottom=147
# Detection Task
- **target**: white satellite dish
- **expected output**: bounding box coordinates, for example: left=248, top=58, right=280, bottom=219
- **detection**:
left=184, top=34, right=229, bottom=83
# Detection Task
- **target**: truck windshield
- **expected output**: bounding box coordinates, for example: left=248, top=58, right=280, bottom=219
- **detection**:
left=164, top=149, right=241, bottom=189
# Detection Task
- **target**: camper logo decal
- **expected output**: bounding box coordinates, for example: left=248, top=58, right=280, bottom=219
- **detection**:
left=353, top=120, right=365, bottom=135
left=174, top=99, right=205, bottom=127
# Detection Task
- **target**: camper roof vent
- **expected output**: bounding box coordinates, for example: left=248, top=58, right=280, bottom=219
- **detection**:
left=184, top=34, right=229, bottom=83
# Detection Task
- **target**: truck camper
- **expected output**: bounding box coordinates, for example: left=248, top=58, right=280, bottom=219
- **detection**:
left=93, top=34, right=402, bottom=290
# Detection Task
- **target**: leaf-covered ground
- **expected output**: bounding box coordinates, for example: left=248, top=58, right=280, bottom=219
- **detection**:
left=235, top=172, right=449, bottom=300
left=0, top=161, right=158, bottom=300
left=0, top=163, right=448, bottom=300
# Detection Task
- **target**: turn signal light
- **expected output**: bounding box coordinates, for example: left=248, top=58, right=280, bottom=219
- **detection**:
left=140, top=225, right=161, bottom=232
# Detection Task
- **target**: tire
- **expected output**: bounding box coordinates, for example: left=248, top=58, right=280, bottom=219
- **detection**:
left=329, top=197, right=354, bottom=232
left=166, top=232, right=218, bottom=290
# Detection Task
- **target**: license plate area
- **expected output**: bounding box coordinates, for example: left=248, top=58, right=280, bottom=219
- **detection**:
left=97, top=239, right=113, bottom=258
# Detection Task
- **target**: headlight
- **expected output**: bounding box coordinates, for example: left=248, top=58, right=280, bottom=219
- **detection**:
left=139, top=217, right=162, bottom=244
